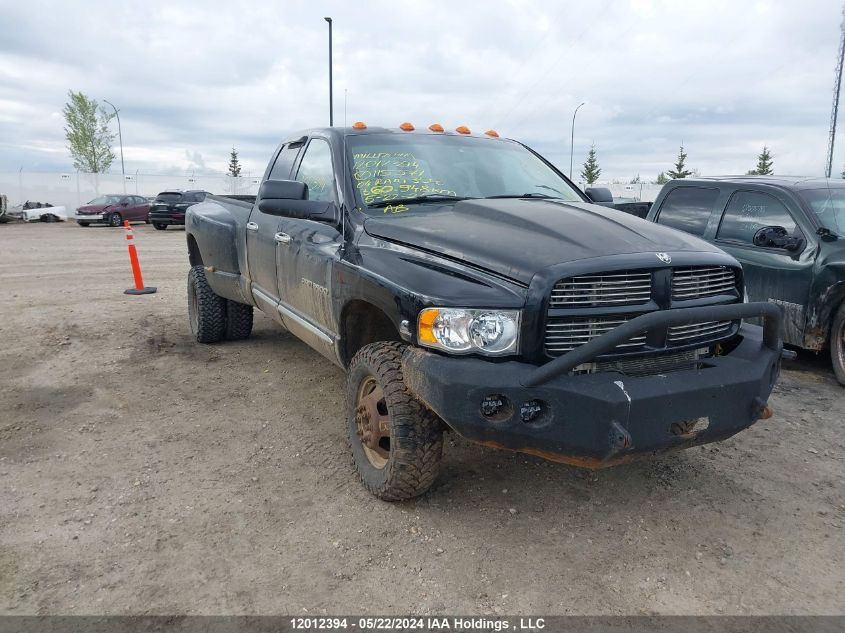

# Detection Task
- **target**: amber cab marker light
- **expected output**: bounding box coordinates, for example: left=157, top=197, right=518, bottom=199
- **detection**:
left=399, top=122, right=415, bottom=131
left=485, top=129, right=499, bottom=137
left=352, top=121, right=367, bottom=129
left=456, top=125, right=471, bottom=134
left=429, top=123, right=445, bottom=132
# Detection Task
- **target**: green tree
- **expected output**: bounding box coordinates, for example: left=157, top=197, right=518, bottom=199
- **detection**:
left=656, top=172, right=669, bottom=185
left=580, top=144, right=601, bottom=184
left=62, top=90, right=115, bottom=173
left=750, top=145, right=774, bottom=175
left=666, top=145, right=693, bottom=179
left=227, top=147, right=242, bottom=177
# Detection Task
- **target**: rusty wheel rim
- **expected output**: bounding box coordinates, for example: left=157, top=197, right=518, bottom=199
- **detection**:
left=355, top=376, right=390, bottom=469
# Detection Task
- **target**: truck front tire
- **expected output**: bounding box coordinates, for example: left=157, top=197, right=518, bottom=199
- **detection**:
left=831, top=301, right=845, bottom=386
left=225, top=300, right=253, bottom=340
left=347, top=342, right=444, bottom=501
left=188, top=265, right=226, bottom=343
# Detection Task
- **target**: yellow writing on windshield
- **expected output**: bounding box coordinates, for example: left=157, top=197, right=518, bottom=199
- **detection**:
left=352, top=152, right=457, bottom=205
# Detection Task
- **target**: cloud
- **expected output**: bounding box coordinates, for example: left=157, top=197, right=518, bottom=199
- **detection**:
left=0, top=0, right=842, bottom=180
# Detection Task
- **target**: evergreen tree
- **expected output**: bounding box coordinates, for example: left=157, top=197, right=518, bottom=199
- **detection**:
left=227, top=147, right=242, bottom=178
left=62, top=90, right=115, bottom=173
left=666, top=145, right=693, bottom=179
left=750, top=145, right=774, bottom=175
left=656, top=172, right=669, bottom=185
left=580, top=144, right=601, bottom=184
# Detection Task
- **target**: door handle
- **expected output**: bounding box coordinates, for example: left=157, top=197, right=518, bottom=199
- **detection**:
left=246, top=222, right=259, bottom=231
left=274, top=232, right=291, bottom=244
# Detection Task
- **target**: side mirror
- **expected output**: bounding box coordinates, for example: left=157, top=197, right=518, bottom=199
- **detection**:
left=120, top=201, right=129, bottom=207
left=258, top=179, right=307, bottom=202
left=753, top=225, right=803, bottom=252
left=585, top=187, right=614, bottom=204
left=257, top=179, right=339, bottom=224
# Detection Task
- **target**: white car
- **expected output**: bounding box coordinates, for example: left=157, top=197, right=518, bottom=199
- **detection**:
left=7, top=204, right=70, bottom=222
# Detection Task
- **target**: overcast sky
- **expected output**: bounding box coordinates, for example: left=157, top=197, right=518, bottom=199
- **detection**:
left=1, top=0, right=843, bottom=180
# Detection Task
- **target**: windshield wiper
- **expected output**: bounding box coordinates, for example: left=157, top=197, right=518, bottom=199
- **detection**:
left=368, top=194, right=471, bottom=208
left=484, top=193, right=556, bottom=199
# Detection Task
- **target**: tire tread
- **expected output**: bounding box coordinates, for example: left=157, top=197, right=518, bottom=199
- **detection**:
left=347, top=341, right=444, bottom=501
left=188, top=265, right=226, bottom=343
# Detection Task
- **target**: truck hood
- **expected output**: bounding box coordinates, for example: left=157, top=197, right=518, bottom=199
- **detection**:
left=363, top=198, right=727, bottom=284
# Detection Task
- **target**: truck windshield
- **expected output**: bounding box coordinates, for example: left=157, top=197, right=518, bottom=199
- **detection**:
left=346, top=133, right=582, bottom=213
left=799, top=187, right=845, bottom=235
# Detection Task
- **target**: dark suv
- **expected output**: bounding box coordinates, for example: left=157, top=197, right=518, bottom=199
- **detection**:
left=148, top=190, right=208, bottom=230
left=647, top=177, right=845, bottom=384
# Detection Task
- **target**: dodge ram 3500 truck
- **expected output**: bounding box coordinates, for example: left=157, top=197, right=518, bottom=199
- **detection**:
left=185, top=124, right=785, bottom=501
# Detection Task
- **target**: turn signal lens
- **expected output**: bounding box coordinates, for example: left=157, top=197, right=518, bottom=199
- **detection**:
left=418, top=308, right=440, bottom=344
left=456, top=125, right=471, bottom=134
left=429, top=123, right=444, bottom=132
left=352, top=121, right=367, bottom=129
left=485, top=129, right=499, bottom=137
left=399, top=122, right=414, bottom=131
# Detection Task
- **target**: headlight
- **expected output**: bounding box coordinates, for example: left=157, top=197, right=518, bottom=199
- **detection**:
left=417, top=308, right=520, bottom=355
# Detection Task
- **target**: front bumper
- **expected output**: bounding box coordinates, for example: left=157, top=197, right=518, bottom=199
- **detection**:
left=402, top=304, right=783, bottom=468
left=75, top=216, right=105, bottom=222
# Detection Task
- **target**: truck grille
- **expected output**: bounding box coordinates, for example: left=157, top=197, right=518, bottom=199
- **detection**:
left=672, top=266, right=737, bottom=300
left=550, top=271, right=651, bottom=307
left=544, top=265, right=740, bottom=359
left=545, top=316, right=646, bottom=354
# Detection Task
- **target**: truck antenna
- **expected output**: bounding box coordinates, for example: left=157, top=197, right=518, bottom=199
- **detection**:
left=341, top=87, right=349, bottom=244
left=825, top=3, right=845, bottom=178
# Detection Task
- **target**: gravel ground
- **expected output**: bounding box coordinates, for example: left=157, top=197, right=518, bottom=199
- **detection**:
left=0, top=221, right=843, bottom=615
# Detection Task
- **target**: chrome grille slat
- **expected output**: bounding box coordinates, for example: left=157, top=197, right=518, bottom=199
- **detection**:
left=668, top=321, right=732, bottom=342
left=550, top=271, right=652, bottom=308
left=544, top=315, right=647, bottom=354
left=673, top=276, right=734, bottom=285
left=671, top=266, right=737, bottom=301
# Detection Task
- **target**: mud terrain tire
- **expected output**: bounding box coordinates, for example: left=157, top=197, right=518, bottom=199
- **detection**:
left=188, top=265, right=226, bottom=343
left=347, top=342, right=444, bottom=501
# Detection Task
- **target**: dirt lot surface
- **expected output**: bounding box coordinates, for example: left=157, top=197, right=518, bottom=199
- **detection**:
left=0, top=221, right=843, bottom=615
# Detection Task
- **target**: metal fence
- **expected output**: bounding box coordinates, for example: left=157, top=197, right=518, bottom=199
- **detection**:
left=0, top=170, right=667, bottom=211
left=0, top=171, right=262, bottom=210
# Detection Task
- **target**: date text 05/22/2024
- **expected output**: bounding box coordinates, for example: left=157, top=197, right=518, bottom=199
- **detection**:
left=289, top=617, right=546, bottom=631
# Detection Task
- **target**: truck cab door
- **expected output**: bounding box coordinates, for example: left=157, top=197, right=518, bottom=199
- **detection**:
left=713, top=189, right=815, bottom=345
left=245, top=141, right=304, bottom=313
left=275, top=137, right=343, bottom=362
left=245, top=209, right=285, bottom=309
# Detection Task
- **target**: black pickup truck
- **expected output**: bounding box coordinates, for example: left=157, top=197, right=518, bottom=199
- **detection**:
left=185, top=125, right=785, bottom=500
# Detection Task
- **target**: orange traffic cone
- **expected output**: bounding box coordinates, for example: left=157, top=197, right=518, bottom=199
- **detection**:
left=123, top=220, right=157, bottom=295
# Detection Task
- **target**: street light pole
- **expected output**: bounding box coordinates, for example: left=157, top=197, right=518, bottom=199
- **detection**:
left=103, top=99, right=125, bottom=191
left=569, top=102, right=585, bottom=180
left=324, top=17, right=333, bottom=127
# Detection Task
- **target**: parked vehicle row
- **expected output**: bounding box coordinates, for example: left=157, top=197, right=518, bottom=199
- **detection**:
left=72, top=190, right=210, bottom=228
